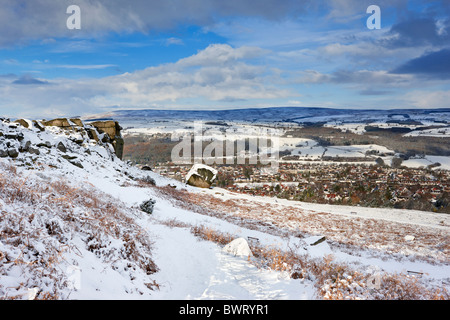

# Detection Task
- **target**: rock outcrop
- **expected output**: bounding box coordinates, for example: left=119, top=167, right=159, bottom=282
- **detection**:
left=88, top=121, right=124, bottom=160
left=12, top=117, right=124, bottom=160
left=1, top=117, right=124, bottom=166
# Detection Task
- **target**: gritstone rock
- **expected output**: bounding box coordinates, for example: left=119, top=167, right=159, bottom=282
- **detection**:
left=185, top=164, right=218, bottom=188
left=140, top=199, right=156, bottom=214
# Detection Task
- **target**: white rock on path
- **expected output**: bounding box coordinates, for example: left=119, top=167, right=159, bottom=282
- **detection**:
left=222, top=238, right=253, bottom=257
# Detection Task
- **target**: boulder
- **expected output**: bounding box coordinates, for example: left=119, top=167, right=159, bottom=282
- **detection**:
left=56, top=141, right=67, bottom=153
left=14, top=119, right=30, bottom=128
left=32, top=120, right=45, bottom=132
left=185, top=164, right=217, bottom=188
left=139, top=199, right=156, bottom=214
left=37, top=141, right=52, bottom=148
left=87, top=128, right=100, bottom=142
left=112, top=136, right=124, bottom=160
left=61, top=154, right=83, bottom=168
left=20, top=140, right=31, bottom=152
left=28, top=146, right=40, bottom=155
left=68, top=159, right=83, bottom=168
left=5, top=132, right=23, bottom=141
left=8, top=117, right=124, bottom=160
left=7, top=147, right=19, bottom=158
left=69, top=118, right=83, bottom=127
left=41, top=118, right=72, bottom=128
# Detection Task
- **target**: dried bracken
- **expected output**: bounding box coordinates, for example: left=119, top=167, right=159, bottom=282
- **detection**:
left=0, top=161, right=158, bottom=300
left=153, top=185, right=449, bottom=264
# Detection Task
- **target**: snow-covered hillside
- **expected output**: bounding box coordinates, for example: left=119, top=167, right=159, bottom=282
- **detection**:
left=90, top=107, right=450, bottom=127
left=0, top=118, right=449, bottom=300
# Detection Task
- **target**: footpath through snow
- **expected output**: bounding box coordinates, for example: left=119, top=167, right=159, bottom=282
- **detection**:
left=145, top=225, right=314, bottom=300
left=81, top=174, right=318, bottom=299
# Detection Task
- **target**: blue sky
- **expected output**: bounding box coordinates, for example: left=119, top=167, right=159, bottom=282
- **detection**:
left=0, top=0, right=449, bottom=118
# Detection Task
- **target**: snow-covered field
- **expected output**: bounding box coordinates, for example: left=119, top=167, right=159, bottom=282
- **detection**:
left=0, top=118, right=449, bottom=300
left=123, top=119, right=450, bottom=170
left=404, top=126, right=450, bottom=138
left=285, top=143, right=395, bottom=160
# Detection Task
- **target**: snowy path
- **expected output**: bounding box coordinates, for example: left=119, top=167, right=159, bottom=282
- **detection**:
left=147, top=224, right=314, bottom=300
left=199, top=253, right=312, bottom=300
left=83, top=175, right=317, bottom=300
left=87, top=181, right=449, bottom=299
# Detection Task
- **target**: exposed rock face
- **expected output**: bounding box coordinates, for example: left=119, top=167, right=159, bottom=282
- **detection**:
left=37, top=118, right=123, bottom=159
left=14, top=119, right=31, bottom=128
left=88, top=120, right=124, bottom=160
left=185, top=164, right=218, bottom=188
left=41, top=118, right=73, bottom=128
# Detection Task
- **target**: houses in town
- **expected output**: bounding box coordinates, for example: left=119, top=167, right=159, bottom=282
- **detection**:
left=153, top=161, right=450, bottom=212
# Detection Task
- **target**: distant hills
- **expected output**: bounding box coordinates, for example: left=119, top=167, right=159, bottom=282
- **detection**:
left=87, top=107, right=450, bottom=125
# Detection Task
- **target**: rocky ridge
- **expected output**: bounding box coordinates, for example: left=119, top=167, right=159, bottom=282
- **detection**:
left=0, top=117, right=124, bottom=168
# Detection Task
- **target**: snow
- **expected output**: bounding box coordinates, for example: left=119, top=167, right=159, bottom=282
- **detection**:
left=404, top=127, right=450, bottom=138
left=201, top=186, right=449, bottom=230
left=402, top=155, right=450, bottom=171
left=1, top=119, right=316, bottom=300
left=143, top=225, right=314, bottom=300
left=279, top=139, right=396, bottom=161
left=324, top=123, right=367, bottom=134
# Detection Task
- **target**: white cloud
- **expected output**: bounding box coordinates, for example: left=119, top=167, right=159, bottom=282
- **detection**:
left=0, top=0, right=316, bottom=47
left=177, top=44, right=269, bottom=67
left=165, top=37, right=184, bottom=46
left=0, top=44, right=295, bottom=117
left=293, top=69, right=414, bottom=87
left=54, top=64, right=117, bottom=70
left=95, top=45, right=290, bottom=106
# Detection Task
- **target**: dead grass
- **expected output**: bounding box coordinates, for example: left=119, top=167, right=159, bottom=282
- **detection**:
left=191, top=225, right=235, bottom=246
left=152, top=185, right=449, bottom=264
